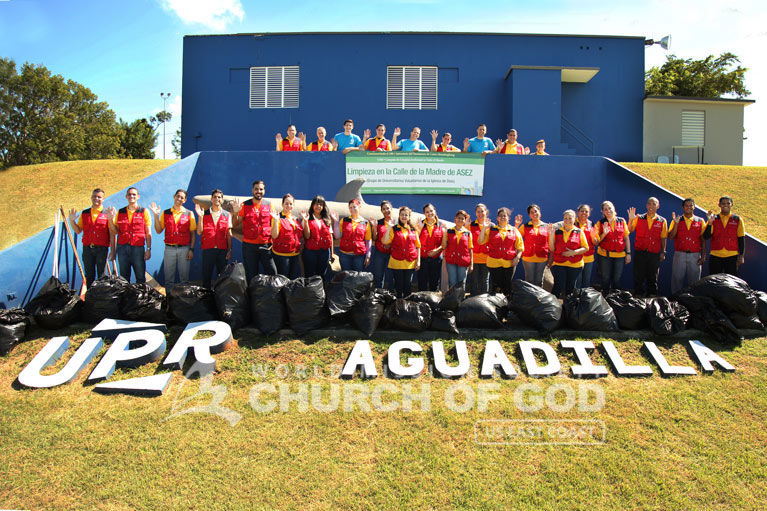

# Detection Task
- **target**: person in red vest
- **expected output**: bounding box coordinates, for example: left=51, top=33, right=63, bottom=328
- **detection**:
left=334, top=198, right=372, bottom=271
left=383, top=206, right=421, bottom=298
left=306, top=127, right=335, bottom=151
left=300, top=195, right=336, bottom=281
left=595, top=200, right=631, bottom=294
left=275, top=125, right=304, bottom=151
left=270, top=194, right=303, bottom=279
left=469, top=203, right=491, bottom=295
left=515, top=204, right=549, bottom=288
left=494, top=129, right=530, bottom=155
left=574, top=204, right=598, bottom=289
left=361, top=124, right=392, bottom=151
left=194, top=189, right=232, bottom=289
left=369, top=200, right=395, bottom=289
left=150, top=189, right=197, bottom=290
left=430, top=130, right=461, bottom=152
left=68, top=188, right=112, bottom=286
left=479, top=207, right=524, bottom=296
left=628, top=197, right=668, bottom=296
left=417, top=203, right=444, bottom=291
left=667, top=198, right=707, bottom=293
left=442, top=209, right=474, bottom=288
left=703, top=195, right=746, bottom=276
left=108, top=187, right=152, bottom=284
left=548, top=209, right=589, bottom=298
left=232, top=180, right=277, bottom=284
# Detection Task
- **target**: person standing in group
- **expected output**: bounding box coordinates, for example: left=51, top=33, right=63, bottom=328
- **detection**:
left=392, top=126, right=429, bottom=152
left=548, top=210, right=589, bottom=298
left=370, top=200, right=395, bottom=289
left=595, top=200, right=631, bottom=294
left=68, top=188, right=112, bottom=286
left=362, top=124, right=392, bottom=151
left=109, top=187, right=152, bottom=284
left=534, top=139, right=549, bottom=155
left=232, top=180, right=277, bottom=284
left=418, top=203, right=444, bottom=291
left=442, top=209, right=473, bottom=288
left=383, top=206, right=421, bottom=298
left=495, top=129, right=529, bottom=155
left=306, top=127, right=335, bottom=151
left=463, top=124, right=496, bottom=155
left=430, top=130, right=461, bottom=152
left=515, top=204, right=549, bottom=288
left=668, top=198, right=706, bottom=293
left=628, top=197, right=667, bottom=297
left=333, top=119, right=363, bottom=154
left=275, top=125, right=303, bottom=151
left=150, top=189, right=196, bottom=290
left=574, top=204, right=597, bottom=289
left=195, top=189, right=231, bottom=289
left=271, top=194, right=303, bottom=279
left=334, top=199, right=371, bottom=271
left=479, top=207, right=523, bottom=297
left=469, top=203, right=491, bottom=295
left=703, top=195, right=746, bottom=276
left=301, top=195, right=335, bottom=280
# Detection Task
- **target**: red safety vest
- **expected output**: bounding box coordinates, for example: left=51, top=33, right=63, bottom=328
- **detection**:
left=272, top=214, right=302, bottom=254
left=445, top=228, right=471, bottom=267
left=487, top=226, right=519, bottom=261
left=470, top=221, right=489, bottom=255
left=81, top=208, right=109, bottom=247
left=163, top=208, right=192, bottom=246
left=390, top=225, right=418, bottom=262
left=366, top=137, right=390, bottom=151
left=308, top=141, right=332, bottom=151
left=577, top=219, right=595, bottom=258
left=674, top=216, right=704, bottom=252
left=710, top=214, right=741, bottom=252
left=201, top=209, right=229, bottom=250
left=419, top=222, right=444, bottom=259
left=241, top=199, right=272, bottom=244
left=599, top=217, right=627, bottom=253
left=436, top=144, right=457, bottom=152
left=498, top=142, right=523, bottom=154
left=116, top=207, right=147, bottom=247
left=375, top=219, right=392, bottom=254
left=522, top=222, right=550, bottom=259
left=634, top=214, right=665, bottom=253
left=340, top=217, right=368, bottom=255
left=304, top=217, right=332, bottom=250
left=281, top=138, right=301, bottom=151
left=553, top=228, right=584, bottom=264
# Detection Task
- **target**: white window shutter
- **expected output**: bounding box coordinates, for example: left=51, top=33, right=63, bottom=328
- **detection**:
left=681, top=110, right=705, bottom=146
left=387, top=66, right=437, bottom=110
left=249, top=66, right=299, bottom=109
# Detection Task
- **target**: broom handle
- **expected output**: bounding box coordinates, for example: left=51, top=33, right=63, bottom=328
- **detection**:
left=59, top=206, right=88, bottom=288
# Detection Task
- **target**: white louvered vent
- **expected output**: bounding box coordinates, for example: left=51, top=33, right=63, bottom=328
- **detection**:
left=387, top=66, right=437, bottom=110
left=681, top=110, right=705, bottom=146
left=250, top=66, right=299, bottom=109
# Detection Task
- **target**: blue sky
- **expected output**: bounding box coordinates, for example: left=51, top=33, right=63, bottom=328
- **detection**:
left=1, top=0, right=764, bottom=164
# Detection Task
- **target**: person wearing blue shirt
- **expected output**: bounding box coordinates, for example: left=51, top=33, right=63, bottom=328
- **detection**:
left=463, top=124, right=496, bottom=155
left=392, top=126, right=429, bottom=152
left=333, top=119, right=363, bottom=154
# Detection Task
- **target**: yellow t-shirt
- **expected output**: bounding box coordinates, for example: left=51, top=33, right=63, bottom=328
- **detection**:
left=710, top=214, right=746, bottom=258
left=158, top=205, right=197, bottom=232
left=519, top=221, right=548, bottom=263
left=485, top=225, right=524, bottom=269
left=552, top=228, right=589, bottom=268
left=339, top=217, right=372, bottom=255
left=596, top=218, right=627, bottom=258
left=272, top=213, right=302, bottom=257
left=76, top=205, right=104, bottom=228
left=384, top=227, right=421, bottom=270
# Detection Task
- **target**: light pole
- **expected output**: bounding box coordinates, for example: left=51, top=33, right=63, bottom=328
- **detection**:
left=160, top=92, right=171, bottom=159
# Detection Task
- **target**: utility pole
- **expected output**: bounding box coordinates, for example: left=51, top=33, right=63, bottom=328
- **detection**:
left=160, top=92, right=171, bottom=159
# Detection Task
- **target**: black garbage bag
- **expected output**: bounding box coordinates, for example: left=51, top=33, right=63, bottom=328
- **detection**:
left=510, top=280, right=562, bottom=334
left=0, top=308, right=28, bottom=356
left=563, top=287, right=619, bottom=331
left=213, top=263, right=251, bottom=330
left=728, top=313, right=765, bottom=331
left=168, top=284, right=217, bottom=324
left=406, top=291, right=442, bottom=310
left=384, top=299, right=432, bottom=332
left=431, top=310, right=459, bottom=334
left=687, top=274, right=757, bottom=316
left=121, top=283, right=166, bottom=323
left=605, top=290, right=649, bottom=330
left=24, top=276, right=82, bottom=329
left=676, top=292, right=741, bottom=344
left=438, top=281, right=465, bottom=311
left=647, top=297, right=688, bottom=335
left=754, top=291, right=767, bottom=327
left=284, top=276, right=329, bottom=335
left=456, top=294, right=508, bottom=329
left=350, top=289, right=394, bottom=336
left=249, top=274, right=290, bottom=334
left=506, top=310, right=525, bottom=329
left=326, top=271, right=374, bottom=316
left=83, top=275, right=129, bottom=323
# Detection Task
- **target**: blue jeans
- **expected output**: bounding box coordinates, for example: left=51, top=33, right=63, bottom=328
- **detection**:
left=273, top=253, right=301, bottom=279
left=522, top=260, right=546, bottom=288
left=242, top=242, right=276, bottom=285
left=597, top=253, right=625, bottom=293
left=202, top=248, right=228, bottom=288
left=117, top=244, right=146, bottom=284
left=446, top=264, right=468, bottom=288
left=418, top=257, right=442, bottom=291
left=370, top=248, right=393, bottom=289
left=163, top=245, right=191, bottom=288
left=551, top=265, right=583, bottom=298
left=392, top=268, right=414, bottom=298
left=302, top=248, right=330, bottom=280
left=576, top=261, right=594, bottom=289
left=82, top=245, right=108, bottom=286
left=339, top=252, right=365, bottom=272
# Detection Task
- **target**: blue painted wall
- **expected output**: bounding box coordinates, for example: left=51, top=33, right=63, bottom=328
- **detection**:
left=181, top=32, right=645, bottom=161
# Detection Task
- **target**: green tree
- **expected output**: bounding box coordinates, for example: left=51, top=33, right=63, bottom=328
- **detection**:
left=645, top=53, right=750, bottom=98
left=119, top=118, right=157, bottom=159
left=171, top=127, right=181, bottom=158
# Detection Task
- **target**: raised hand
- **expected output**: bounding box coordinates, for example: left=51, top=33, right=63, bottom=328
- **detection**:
left=524, top=146, right=530, bottom=155
left=431, top=129, right=439, bottom=142
left=270, top=210, right=280, bottom=221
left=363, top=129, right=371, bottom=139
left=107, top=206, right=117, bottom=219
left=149, top=202, right=161, bottom=216
left=496, top=139, right=503, bottom=147
left=671, top=211, right=677, bottom=223
left=368, top=216, right=377, bottom=226
left=707, top=209, right=716, bottom=222
left=300, top=210, right=309, bottom=221
left=298, top=132, right=306, bottom=142
left=195, top=204, right=204, bottom=217
left=393, top=127, right=401, bottom=137
left=627, top=206, right=636, bottom=220
left=68, top=208, right=78, bottom=222
left=329, top=211, right=339, bottom=223
left=231, top=198, right=242, bottom=213
left=275, top=133, right=283, bottom=143
left=514, top=214, right=523, bottom=227
left=463, top=138, right=470, bottom=149
left=332, top=138, right=338, bottom=150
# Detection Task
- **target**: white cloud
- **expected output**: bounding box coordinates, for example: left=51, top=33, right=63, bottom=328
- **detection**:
left=160, top=0, right=244, bottom=30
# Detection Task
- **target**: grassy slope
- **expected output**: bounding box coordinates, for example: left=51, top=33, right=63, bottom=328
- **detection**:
left=0, top=160, right=177, bottom=251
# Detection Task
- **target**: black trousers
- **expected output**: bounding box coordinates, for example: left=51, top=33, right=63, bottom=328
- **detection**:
left=709, top=255, right=738, bottom=276
left=418, top=257, right=442, bottom=291
left=633, top=250, right=661, bottom=295
left=489, top=266, right=516, bottom=297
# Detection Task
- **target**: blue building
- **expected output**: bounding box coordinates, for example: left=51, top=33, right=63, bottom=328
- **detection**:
left=181, top=32, right=645, bottom=160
